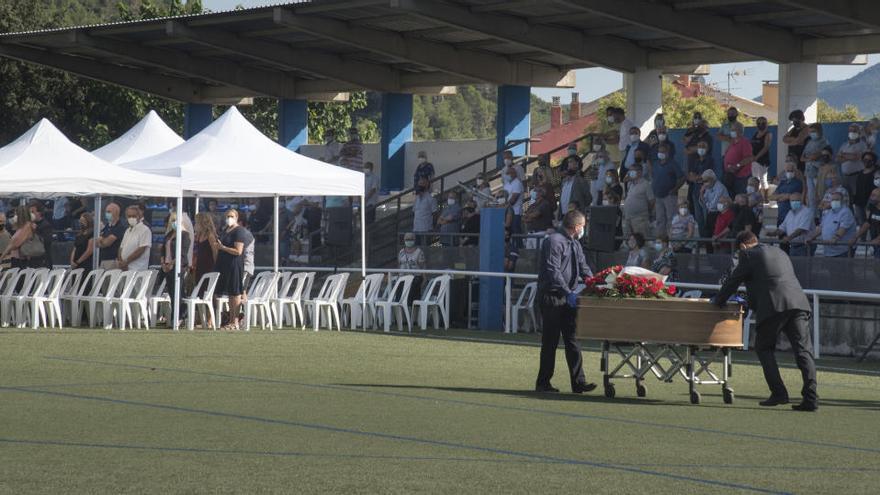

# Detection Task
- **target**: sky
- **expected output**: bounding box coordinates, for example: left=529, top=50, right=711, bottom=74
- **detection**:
left=205, top=0, right=878, bottom=103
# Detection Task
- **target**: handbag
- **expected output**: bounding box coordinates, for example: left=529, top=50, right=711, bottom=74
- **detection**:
left=20, top=233, right=45, bottom=259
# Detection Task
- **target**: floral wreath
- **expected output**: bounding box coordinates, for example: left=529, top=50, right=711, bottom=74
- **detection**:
left=584, top=265, right=677, bottom=299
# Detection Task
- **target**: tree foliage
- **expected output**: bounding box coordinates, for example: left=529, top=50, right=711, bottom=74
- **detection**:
left=817, top=99, right=861, bottom=123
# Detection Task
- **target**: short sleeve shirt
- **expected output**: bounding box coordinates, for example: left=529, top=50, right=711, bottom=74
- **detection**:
left=651, top=160, right=683, bottom=198
left=504, top=178, right=524, bottom=215
left=779, top=206, right=814, bottom=242
left=100, top=220, right=127, bottom=261
left=839, top=140, right=868, bottom=176
left=622, top=179, right=654, bottom=217
left=820, top=207, right=857, bottom=257
left=119, top=222, right=153, bottom=271
left=618, top=118, right=635, bottom=152
left=723, top=138, right=753, bottom=178
left=701, top=181, right=729, bottom=210
left=412, top=193, right=436, bottom=232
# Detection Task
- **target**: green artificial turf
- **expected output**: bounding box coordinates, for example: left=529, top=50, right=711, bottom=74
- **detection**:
left=0, top=327, right=878, bottom=494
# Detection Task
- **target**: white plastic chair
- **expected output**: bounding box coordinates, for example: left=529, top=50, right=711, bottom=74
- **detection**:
left=1, top=268, right=35, bottom=327
left=374, top=275, right=414, bottom=333
left=63, top=269, right=103, bottom=327
left=94, top=270, right=136, bottom=329
left=341, top=273, right=384, bottom=329
left=57, top=268, right=83, bottom=322
left=275, top=272, right=314, bottom=328
left=412, top=274, right=451, bottom=331
left=242, top=271, right=279, bottom=331
left=114, top=270, right=154, bottom=330
left=269, top=272, right=293, bottom=327
left=148, top=271, right=170, bottom=326
left=22, top=268, right=67, bottom=329
left=511, top=282, right=538, bottom=334
left=0, top=268, right=22, bottom=327
left=82, top=269, right=124, bottom=328
left=184, top=272, right=220, bottom=331
left=12, top=268, right=50, bottom=328
left=305, top=273, right=349, bottom=331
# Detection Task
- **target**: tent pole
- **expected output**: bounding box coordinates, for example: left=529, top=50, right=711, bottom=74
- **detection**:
left=172, top=195, right=184, bottom=331
left=93, top=195, right=102, bottom=271
left=194, top=194, right=200, bottom=215
left=360, top=194, right=367, bottom=330
left=273, top=194, right=279, bottom=272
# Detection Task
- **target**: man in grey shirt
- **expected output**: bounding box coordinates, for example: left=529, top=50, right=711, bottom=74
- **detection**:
left=412, top=177, right=437, bottom=245
left=622, top=163, right=654, bottom=239
left=437, top=191, right=462, bottom=247
left=837, top=123, right=868, bottom=196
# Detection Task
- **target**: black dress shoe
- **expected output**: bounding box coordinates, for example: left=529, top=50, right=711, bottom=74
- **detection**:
left=535, top=384, right=560, bottom=393
left=759, top=396, right=790, bottom=407
left=572, top=383, right=598, bottom=394
left=791, top=402, right=818, bottom=412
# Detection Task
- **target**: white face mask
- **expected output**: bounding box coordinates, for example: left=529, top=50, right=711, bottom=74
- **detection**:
left=679, top=208, right=688, bottom=216
left=226, top=217, right=237, bottom=227
left=848, top=132, right=859, bottom=141
left=602, top=200, right=612, bottom=206
left=10, top=216, right=17, bottom=225
left=504, top=158, right=513, bottom=167
left=605, top=176, right=613, bottom=185
left=592, top=144, right=601, bottom=152
left=693, top=118, right=700, bottom=126
left=419, top=157, right=427, bottom=164
left=654, top=242, right=664, bottom=251
left=447, top=198, right=456, bottom=206
left=607, top=116, right=614, bottom=124
left=127, top=217, right=138, bottom=227
left=576, top=227, right=585, bottom=240
left=404, top=240, right=415, bottom=248
left=657, top=152, right=667, bottom=161
left=477, top=179, right=484, bottom=186
left=717, top=203, right=727, bottom=212
left=628, top=170, right=638, bottom=179
left=696, top=148, right=707, bottom=157
left=529, top=190, right=538, bottom=202
left=658, top=133, right=667, bottom=142
left=874, top=178, right=880, bottom=187
left=627, top=239, right=636, bottom=249
left=831, top=200, right=842, bottom=210
left=785, top=171, right=795, bottom=180
left=747, top=186, right=756, bottom=194
left=730, top=131, right=738, bottom=139
left=629, top=134, right=639, bottom=143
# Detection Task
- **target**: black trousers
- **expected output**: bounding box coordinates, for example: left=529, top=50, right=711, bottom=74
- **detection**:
left=163, top=269, right=188, bottom=320
left=536, top=293, right=586, bottom=391
left=755, top=309, right=818, bottom=405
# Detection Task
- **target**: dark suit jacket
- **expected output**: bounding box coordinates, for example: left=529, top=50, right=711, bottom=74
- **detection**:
left=559, top=175, right=592, bottom=217
left=716, top=244, right=810, bottom=324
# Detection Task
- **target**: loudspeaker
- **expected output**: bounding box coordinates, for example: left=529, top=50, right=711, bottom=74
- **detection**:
left=325, top=207, right=353, bottom=247
left=587, top=205, right=618, bottom=252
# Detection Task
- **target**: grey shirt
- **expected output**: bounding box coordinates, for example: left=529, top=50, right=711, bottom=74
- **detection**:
left=413, top=192, right=437, bottom=232
left=537, top=230, right=592, bottom=295
left=622, top=179, right=654, bottom=218
left=839, top=140, right=867, bottom=176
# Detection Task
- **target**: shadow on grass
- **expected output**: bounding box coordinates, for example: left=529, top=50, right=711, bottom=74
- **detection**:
left=737, top=394, right=880, bottom=411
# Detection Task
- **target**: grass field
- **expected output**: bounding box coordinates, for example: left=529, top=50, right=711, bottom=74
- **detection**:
left=1, top=327, right=879, bottom=494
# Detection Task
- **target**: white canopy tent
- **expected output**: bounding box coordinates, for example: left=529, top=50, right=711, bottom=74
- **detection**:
left=120, top=106, right=366, bottom=331
left=92, top=110, right=184, bottom=164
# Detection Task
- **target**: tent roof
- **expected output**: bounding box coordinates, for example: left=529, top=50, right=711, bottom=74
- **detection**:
left=119, top=106, right=364, bottom=197
left=0, top=119, right=180, bottom=197
left=92, top=110, right=184, bottom=164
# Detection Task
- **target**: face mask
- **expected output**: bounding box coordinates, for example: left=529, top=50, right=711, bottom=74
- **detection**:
left=364, top=169, right=372, bottom=176
left=757, top=123, right=767, bottom=131
left=824, top=178, right=834, bottom=188
left=529, top=191, right=538, bottom=202
left=729, top=131, right=737, bottom=139
left=654, top=242, right=664, bottom=251
left=790, top=200, right=802, bottom=210
left=504, top=158, right=513, bottom=167
left=447, top=198, right=456, bottom=206
left=696, top=148, right=707, bottom=157
left=658, top=133, right=667, bottom=142
left=728, top=114, right=737, bottom=122
left=602, top=200, right=612, bottom=206
left=809, top=132, right=818, bottom=140
left=10, top=216, right=17, bottom=225
left=629, top=134, right=639, bottom=143
left=785, top=171, right=795, bottom=180
left=576, top=227, right=585, bottom=240
left=746, top=186, right=756, bottom=194
left=874, top=178, right=880, bottom=187
left=628, top=170, right=637, bottom=179
left=848, top=132, right=859, bottom=141
left=693, top=118, right=700, bottom=126
left=607, top=116, right=614, bottom=124
left=679, top=208, right=688, bottom=216
left=627, top=240, right=636, bottom=249
left=605, top=176, right=613, bottom=185
left=831, top=200, right=842, bottom=210
left=419, top=157, right=427, bottom=164
left=171, top=221, right=177, bottom=231
left=592, top=144, right=601, bottom=152
left=127, top=217, right=138, bottom=227
left=477, top=179, right=484, bottom=186
left=226, top=217, right=237, bottom=227
left=104, top=212, right=113, bottom=223
left=404, top=240, right=415, bottom=248
left=717, top=203, right=727, bottom=212
left=496, top=197, right=506, bottom=206
left=568, top=149, right=577, bottom=156
left=657, top=152, right=667, bottom=161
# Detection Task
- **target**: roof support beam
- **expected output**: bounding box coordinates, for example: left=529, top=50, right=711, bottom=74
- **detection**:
left=164, top=21, right=405, bottom=92
left=802, top=34, right=880, bottom=58
left=68, top=31, right=298, bottom=99
left=776, top=1, right=880, bottom=30
left=555, top=0, right=803, bottom=63
left=387, top=0, right=646, bottom=72
left=272, top=7, right=575, bottom=87
left=648, top=46, right=871, bottom=68
left=0, top=43, right=216, bottom=102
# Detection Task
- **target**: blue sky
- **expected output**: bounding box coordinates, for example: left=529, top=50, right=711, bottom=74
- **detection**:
left=205, top=0, right=878, bottom=103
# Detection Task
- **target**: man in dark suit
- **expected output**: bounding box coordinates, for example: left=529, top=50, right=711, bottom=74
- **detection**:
left=715, top=231, right=818, bottom=411
left=535, top=210, right=597, bottom=394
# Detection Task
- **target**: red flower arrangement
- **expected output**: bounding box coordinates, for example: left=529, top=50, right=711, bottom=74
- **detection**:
left=584, top=265, right=677, bottom=299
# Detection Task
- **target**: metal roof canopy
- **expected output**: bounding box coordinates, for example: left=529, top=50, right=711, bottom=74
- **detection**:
left=0, top=0, right=877, bottom=104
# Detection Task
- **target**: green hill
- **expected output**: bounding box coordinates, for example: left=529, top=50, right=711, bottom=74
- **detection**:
left=817, top=63, right=880, bottom=117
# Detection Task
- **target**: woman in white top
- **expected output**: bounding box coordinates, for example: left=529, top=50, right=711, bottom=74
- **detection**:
left=397, top=232, right=426, bottom=305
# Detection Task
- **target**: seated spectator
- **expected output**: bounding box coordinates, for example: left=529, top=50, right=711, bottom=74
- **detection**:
left=699, top=169, right=729, bottom=252
left=1, top=206, right=35, bottom=268
left=621, top=163, right=654, bottom=239
left=773, top=192, right=814, bottom=257
left=398, top=232, right=426, bottom=305
left=837, top=123, right=868, bottom=196
left=474, top=173, right=493, bottom=210
left=437, top=191, right=462, bottom=247
left=818, top=172, right=851, bottom=210
left=600, top=169, right=623, bottom=206
left=523, top=185, right=555, bottom=249
left=624, top=233, right=649, bottom=268
left=746, top=176, right=763, bottom=205
left=711, top=196, right=736, bottom=253
left=650, top=234, right=678, bottom=281
left=802, top=123, right=829, bottom=208
left=851, top=187, right=880, bottom=259
left=413, top=177, right=436, bottom=245
left=670, top=201, right=696, bottom=253
left=461, top=202, right=480, bottom=246
left=747, top=180, right=765, bottom=235
left=806, top=192, right=857, bottom=257
left=413, top=150, right=435, bottom=187
left=770, top=158, right=804, bottom=226
left=722, top=121, right=754, bottom=195
left=69, top=212, right=94, bottom=274
left=118, top=205, right=152, bottom=271
left=731, top=193, right=757, bottom=234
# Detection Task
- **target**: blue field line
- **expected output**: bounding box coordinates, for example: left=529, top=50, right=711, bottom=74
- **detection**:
left=0, top=385, right=789, bottom=495
left=42, top=355, right=880, bottom=456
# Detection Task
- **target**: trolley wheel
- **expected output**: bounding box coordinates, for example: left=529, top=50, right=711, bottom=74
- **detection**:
left=604, top=383, right=616, bottom=399
left=723, top=387, right=734, bottom=404
left=636, top=383, right=647, bottom=398
left=689, top=390, right=701, bottom=405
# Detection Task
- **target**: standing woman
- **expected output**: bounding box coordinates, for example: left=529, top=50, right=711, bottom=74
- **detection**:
left=69, top=212, right=94, bottom=275
left=750, top=117, right=773, bottom=198
left=193, top=213, right=219, bottom=284
left=1, top=206, right=34, bottom=268
left=160, top=212, right=192, bottom=327
left=211, top=209, right=247, bottom=330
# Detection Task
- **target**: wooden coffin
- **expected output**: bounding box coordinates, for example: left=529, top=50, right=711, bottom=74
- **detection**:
left=575, top=297, right=743, bottom=347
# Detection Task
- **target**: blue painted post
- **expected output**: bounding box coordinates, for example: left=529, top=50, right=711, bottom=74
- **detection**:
left=479, top=207, right=505, bottom=331
left=495, top=85, right=531, bottom=168
left=380, top=93, right=413, bottom=193
left=278, top=99, right=309, bottom=152
left=184, top=103, right=213, bottom=139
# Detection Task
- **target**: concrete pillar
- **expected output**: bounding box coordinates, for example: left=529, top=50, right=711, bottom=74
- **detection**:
left=479, top=207, right=505, bottom=331
left=380, top=92, right=413, bottom=193
left=278, top=98, right=308, bottom=152
left=183, top=103, right=213, bottom=139
left=623, top=69, right=663, bottom=137
left=496, top=84, right=531, bottom=167
left=777, top=63, right=818, bottom=175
